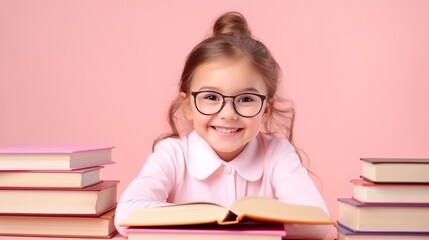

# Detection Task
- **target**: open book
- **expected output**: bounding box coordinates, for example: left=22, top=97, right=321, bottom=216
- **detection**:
left=121, top=197, right=333, bottom=227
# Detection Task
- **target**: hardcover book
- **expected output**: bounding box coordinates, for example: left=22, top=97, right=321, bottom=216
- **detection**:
left=0, top=208, right=117, bottom=238
left=0, top=180, right=118, bottom=215
left=126, top=223, right=286, bottom=240
left=351, top=178, right=429, bottom=203
left=0, top=145, right=114, bottom=170
left=0, top=166, right=102, bottom=188
left=360, top=158, right=429, bottom=183
left=336, top=222, right=429, bottom=240
left=338, top=197, right=429, bottom=232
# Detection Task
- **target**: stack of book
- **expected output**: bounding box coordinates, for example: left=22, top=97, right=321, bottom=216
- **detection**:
left=0, top=146, right=119, bottom=239
left=121, top=196, right=334, bottom=240
left=336, top=157, right=429, bottom=240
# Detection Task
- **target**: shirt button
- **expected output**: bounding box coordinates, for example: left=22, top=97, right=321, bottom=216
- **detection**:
left=224, top=166, right=232, bottom=174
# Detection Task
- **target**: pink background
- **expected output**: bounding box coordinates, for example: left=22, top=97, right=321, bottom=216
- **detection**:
left=1, top=1, right=428, bottom=237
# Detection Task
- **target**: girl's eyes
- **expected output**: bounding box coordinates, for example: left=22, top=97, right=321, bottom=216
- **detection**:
left=203, top=94, right=221, bottom=101
left=201, top=94, right=257, bottom=102
left=237, top=95, right=256, bottom=103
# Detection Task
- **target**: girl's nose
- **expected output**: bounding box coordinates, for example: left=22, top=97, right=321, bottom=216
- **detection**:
left=218, top=99, right=238, bottom=120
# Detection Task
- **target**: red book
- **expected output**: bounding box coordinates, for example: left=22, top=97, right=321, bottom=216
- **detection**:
left=0, top=145, right=114, bottom=170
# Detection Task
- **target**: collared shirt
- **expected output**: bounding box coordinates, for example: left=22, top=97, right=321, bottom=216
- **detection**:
left=115, top=131, right=330, bottom=238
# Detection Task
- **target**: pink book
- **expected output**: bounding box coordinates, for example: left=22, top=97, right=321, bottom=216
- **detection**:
left=125, top=223, right=286, bottom=240
left=351, top=178, right=429, bottom=203
left=0, top=145, right=114, bottom=170
left=0, top=166, right=103, bottom=188
left=0, top=180, right=119, bottom=216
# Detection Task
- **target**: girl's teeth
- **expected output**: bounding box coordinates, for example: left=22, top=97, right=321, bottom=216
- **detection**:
left=216, top=127, right=238, bottom=133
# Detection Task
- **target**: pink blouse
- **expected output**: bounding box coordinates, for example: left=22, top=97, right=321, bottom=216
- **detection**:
left=115, top=131, right=330, bottom=239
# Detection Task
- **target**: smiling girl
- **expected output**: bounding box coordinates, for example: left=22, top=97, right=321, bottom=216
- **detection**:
left=115, top=11, right=330, bottom=239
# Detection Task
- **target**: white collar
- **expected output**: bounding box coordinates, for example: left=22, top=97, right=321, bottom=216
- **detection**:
left=187, top=131, right=264, bottom=181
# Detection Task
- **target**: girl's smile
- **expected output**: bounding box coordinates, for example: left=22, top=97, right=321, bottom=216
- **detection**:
left=212, top=126, right=241, bottom=134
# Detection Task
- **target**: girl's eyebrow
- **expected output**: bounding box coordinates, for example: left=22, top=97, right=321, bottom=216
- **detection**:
left=197, top=86, right=262, bottom=93
left=241, top=87, right=262, bottom=93
left=197, top=86, right=220, bottom=91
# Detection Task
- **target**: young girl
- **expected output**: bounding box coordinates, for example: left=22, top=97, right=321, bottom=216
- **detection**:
left=115, top=11, right=330, bottom=239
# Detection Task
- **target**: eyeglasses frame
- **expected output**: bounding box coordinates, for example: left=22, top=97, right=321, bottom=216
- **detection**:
left=190, top=90, right=267, bottom=118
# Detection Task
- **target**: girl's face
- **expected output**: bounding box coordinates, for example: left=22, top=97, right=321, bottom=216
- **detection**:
left=183, top=58, right=268, bottom=161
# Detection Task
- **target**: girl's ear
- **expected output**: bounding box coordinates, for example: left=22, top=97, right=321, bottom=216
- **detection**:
left=181, top=92, right=194, bottom=120
left=262, top=103, right=271, bottom=123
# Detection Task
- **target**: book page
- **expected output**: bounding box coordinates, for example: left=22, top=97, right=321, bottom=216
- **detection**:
left=229, top=197, right=332, bottom=225
left=122, top=202, right=230, bottom=227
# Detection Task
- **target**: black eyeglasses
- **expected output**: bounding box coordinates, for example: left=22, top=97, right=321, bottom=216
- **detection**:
left=190, top=91, right=267, bottom=118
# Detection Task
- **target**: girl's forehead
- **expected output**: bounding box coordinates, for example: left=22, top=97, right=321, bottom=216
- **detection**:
left=190, top=58, right=267, bottom=94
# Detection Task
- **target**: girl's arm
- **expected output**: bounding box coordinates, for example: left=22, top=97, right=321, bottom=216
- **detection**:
left=114, top=140, right=179, bottom=236
left=269, top=141, right=330, bottom=239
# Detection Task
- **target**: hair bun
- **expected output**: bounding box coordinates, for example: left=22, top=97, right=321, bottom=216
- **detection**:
left=213, top=11, right=251, bottom=36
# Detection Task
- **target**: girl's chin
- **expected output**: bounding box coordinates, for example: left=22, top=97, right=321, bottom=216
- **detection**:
left=209, top=141, right=247, bottom=161
left=213, top=148, right=243, bottom=161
